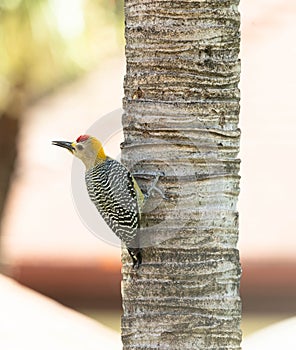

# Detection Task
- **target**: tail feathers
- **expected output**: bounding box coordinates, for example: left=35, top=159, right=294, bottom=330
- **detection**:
left=127, top=247, right=142, bottom=269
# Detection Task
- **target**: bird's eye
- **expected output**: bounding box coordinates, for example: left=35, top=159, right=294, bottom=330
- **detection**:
left=76, top=144, right=83, bottom=151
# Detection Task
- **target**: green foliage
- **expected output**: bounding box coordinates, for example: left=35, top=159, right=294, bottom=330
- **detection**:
left=0, top=0, right=123, bottom=115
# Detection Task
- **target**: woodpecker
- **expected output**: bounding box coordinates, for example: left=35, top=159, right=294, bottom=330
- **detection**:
left=52, top=135, right=144, bottom=268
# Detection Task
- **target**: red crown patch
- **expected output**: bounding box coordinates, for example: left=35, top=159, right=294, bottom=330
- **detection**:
left=76, top=135, right=90, bottom=143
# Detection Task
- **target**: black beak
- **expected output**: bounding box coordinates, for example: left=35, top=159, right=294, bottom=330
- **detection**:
left=52, top=140, right=74, bottom=153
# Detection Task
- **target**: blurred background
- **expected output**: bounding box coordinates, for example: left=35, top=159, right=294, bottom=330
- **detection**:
left=0, top=0, right=295, bottom=340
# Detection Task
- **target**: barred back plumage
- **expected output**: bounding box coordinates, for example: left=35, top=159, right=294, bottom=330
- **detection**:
left=52, top=135, right=143, bottom=268
left=85, top=158, right=140, bottom=248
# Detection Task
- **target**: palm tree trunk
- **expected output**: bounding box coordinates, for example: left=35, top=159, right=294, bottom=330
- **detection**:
left=121, top=0, right=241, bottom=349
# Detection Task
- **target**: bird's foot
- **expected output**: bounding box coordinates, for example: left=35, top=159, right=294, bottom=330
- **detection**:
left=133, top=171, right=168, bottom=200
left=146, top=172, right=167, bottom=200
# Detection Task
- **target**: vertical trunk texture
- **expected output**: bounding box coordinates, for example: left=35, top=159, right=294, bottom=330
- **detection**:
left=121, top=0, right=241, bottom=349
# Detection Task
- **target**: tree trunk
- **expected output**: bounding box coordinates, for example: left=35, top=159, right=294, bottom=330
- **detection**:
left=0, top=81, right=24, bottom=243
left=121, top=1, right=241, bottom=349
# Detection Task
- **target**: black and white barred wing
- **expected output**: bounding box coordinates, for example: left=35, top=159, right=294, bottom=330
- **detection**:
left=85, top=159, right=140, bottom=247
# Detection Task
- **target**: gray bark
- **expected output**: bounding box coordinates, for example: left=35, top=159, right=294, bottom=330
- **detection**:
left=121, top=0, right=241, bottom=349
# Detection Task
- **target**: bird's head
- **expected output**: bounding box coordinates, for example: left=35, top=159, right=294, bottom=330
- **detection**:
left=52, top=135, right=106, bottom=169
